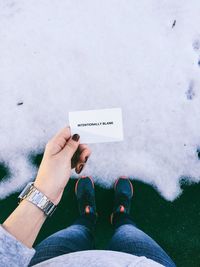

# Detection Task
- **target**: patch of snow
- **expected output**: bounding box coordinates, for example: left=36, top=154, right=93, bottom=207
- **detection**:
left=0, top=0, right=200, bottom=200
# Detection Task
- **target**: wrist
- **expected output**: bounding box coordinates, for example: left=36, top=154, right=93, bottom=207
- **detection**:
left=19, top=198, right=46, bottom=219
left=34, top=180, right=63, bottom=205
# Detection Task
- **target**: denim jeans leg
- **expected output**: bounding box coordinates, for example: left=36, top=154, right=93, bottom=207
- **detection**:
left=29, top=214, right=96, bottom=266
left=107, top=214, right=176, bottom=267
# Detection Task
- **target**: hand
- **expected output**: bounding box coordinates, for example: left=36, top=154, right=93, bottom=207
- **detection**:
left=34, top=126, right=91, bottom=205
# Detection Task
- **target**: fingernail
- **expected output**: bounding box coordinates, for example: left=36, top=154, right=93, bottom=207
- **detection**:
left=72, top=134, right=80, bottom=142
left=77, top=164, right=84, bottom=173
left=84, top=156, right=89, bottom=163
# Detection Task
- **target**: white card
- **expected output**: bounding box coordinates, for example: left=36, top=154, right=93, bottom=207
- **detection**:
left=69, top=108, right=124, bottom=144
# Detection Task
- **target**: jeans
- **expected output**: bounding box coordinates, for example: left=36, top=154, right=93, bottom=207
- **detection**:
left=29, top=213, right=176, bottom=267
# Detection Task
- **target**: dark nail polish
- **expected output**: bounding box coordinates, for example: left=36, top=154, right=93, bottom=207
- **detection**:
left=84, top=156, right=88, bottom=163
left=78, top=164, right=84, bottom=173
left=72, top=134, right=80, bottom=142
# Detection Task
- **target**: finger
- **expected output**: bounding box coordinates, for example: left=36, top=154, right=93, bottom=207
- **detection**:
left=75, top=147, right=91, bottom=174
left=78, top=144, right=92, bottom=155
left=50, top=126, right=71, bottom=150
left=71, top=145, right=91, bottom=169
left=63, top=133, right=80, bottom=159
left=71, top=147, right=81, bottom=169
left=78, top=146, right=91, bottom=163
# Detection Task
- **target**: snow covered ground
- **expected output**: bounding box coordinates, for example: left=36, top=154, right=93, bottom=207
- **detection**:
left=0, top=0, right=200, bottom=200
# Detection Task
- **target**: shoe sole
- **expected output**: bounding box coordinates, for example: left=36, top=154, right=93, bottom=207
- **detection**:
left=75, top=176, right=95, bottom=196
left=114, top=176, right=134, bottom=197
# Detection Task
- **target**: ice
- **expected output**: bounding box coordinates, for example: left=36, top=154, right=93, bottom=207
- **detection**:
left=0, top=0, right=200, bottom=200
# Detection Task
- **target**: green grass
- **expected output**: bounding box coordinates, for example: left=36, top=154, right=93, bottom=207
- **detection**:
left=0, top=156, right=200, bottom=267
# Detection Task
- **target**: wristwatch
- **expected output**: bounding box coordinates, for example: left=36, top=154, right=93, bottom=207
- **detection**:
left=18, top=182, right=57, bottom=217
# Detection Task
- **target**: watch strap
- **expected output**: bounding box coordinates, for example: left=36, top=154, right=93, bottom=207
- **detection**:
left=18, top=182, right=57, bottom=217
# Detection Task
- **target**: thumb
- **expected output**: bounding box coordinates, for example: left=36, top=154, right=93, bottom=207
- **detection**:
left=63, top=133, right=80, bottom=159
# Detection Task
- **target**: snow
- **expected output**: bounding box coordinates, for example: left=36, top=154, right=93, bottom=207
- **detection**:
left=0, top=0, right=200, bottom=200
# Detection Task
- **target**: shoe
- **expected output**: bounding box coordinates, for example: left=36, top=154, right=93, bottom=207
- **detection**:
left=75, top=176, right=97, bottom=216
left=111, top=176, right=134, bottom=224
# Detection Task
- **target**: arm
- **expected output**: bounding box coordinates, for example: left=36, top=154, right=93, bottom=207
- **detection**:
left=1, top=126, right=91, bottom=250
left=2, top=199, right=46, bottom=248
